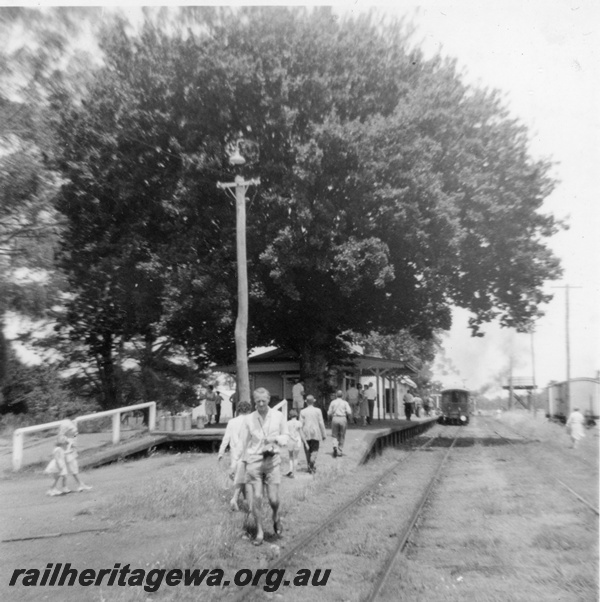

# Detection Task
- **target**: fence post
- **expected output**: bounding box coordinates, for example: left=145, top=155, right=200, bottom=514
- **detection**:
left=112, top=413, right=121, bottom=445
left=12, top=430, right=24, bottom=471
left=148, top=402, right=156, bottom=432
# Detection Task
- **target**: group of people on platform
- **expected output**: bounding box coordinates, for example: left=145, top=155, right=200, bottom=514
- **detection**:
left=402, top=389, right=434, bottom=421
left=215, top=380, right=435, bottom=546
left=218, top=386, right=329, bottom=546
left=215, top=384, right=354, bottom=546
left=201, top=384, right=225, bottom=425
left=201, top=378, right=437, bottom=429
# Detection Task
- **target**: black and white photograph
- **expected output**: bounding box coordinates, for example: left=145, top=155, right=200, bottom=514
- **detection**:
left=1, top=2, right=598, bottom=600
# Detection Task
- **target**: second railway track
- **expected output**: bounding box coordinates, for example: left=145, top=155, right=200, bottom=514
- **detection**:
left=483, top=416, right=599, bottom=516
left=227, top=426, right=463, bottom=601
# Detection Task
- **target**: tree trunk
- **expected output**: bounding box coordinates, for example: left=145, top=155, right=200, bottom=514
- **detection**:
left=95, top=334, right=122, bottom=409
left=299, top=345, right=331, bottom=420
left=140, top=335, right=155, bottom=403
left=0, top=325, right=7, bottom=407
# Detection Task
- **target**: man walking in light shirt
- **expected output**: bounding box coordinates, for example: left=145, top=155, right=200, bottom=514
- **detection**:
left=300, top=395, right=327, bottom=473
left=327, top=390, right=352, bottom=458
left=239, top=388, right=288, bottom=546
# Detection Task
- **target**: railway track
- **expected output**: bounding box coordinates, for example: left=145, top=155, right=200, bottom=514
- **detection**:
left=227, top=426, right=462, bottom=601
left=487, top=416, right=598, bottom=471
left=482, top=416, right=599, bottom=516
left=223, top=419, right=596, bottom=601
left=365, top=427, right=461, bottom=601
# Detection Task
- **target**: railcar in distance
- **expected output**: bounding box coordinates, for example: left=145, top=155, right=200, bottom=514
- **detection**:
left=438, top=388, right=471, bottom=425
left=543, top=377, right=599, bottom=422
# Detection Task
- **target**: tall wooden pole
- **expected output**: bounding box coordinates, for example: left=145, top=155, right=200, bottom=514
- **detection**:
left=234, top=176, right=250, bottom=405
left=565, top=283, right=571, bottom=411
left=217, top=175, right=260, bottom=405
left=552, top=284, right=581, bottom=413
left=508, top=353, right=514, bottom=410
left=530, top=330, right=536, bottom=413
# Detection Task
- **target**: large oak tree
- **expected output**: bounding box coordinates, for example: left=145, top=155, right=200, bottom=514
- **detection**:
left=53, top=7, right=562, bottom=404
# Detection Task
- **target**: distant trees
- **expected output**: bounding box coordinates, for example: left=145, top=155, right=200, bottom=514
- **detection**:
left=0, top=7, right=103, bottom=410
left=359, top=330, right=440, bottom=391
left=7, top=6, right=563, bottom=408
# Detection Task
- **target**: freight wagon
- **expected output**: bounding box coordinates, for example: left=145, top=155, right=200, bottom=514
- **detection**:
left=544, top=377, right=599, bottom=421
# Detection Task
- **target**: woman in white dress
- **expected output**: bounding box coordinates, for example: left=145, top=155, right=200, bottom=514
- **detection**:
left=566, top=407, right=585, bottom=449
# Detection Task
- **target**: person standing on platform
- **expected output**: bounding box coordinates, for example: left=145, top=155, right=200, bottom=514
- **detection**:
left=413, top=393, right=422, bottom=418
left=364, top=383, right=377, bottom=425
left=300, top=395, right=327, bottom=473
left=327, top=391, right=352, bottom=457
left=215, top=390, right=224, bottom=425
left=292, top=379, right=305, bottom=412
left=358, top=383, right=369, bottom=426
left=403, top=389, right=415, bottom=421
left=346, top=383, right=360, bottom=424
left=566, top=407, right=585, bottom=449
left=239, top=387, right=288, bottom=546
left=203, top=385, right=218, bottom=426
left=218, top=401, right=252, bottom=511
left=229, top=389, right=239, bottom=419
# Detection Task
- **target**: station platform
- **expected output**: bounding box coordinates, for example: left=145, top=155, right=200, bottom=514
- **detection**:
left=0, top=417, right=436, bottom=475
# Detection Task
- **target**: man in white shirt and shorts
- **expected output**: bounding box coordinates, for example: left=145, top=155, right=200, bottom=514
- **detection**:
left=239, top=388, right=289, bottom=546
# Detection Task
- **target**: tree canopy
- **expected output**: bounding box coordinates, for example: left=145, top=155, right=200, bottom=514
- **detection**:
left=51, top=7, right=562, bottom=404
left=0, top=7, right=104, bottom=406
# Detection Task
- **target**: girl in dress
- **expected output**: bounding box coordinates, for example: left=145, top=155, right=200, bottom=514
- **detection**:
left=44, top=439, right=68, bottom=496
left=59, top=420, right=92, bottom=492
left=285, top=409, right=305, bottom=478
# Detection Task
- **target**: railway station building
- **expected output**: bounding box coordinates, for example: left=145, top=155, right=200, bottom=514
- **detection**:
left=215, top=347, right=418, bottom=421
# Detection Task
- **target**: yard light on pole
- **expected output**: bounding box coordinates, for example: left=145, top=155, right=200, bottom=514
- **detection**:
left=217, top=140, right=259, bottom=405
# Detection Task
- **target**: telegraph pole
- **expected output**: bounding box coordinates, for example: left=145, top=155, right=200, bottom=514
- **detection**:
left=552, top=284, right=582, bottom=411
left=530, top=330, right=536, bottom=413
left=217, top=154, right=259, bottom=405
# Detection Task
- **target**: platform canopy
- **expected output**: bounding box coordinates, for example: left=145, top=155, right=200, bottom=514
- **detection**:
left=214, top=347, right=417, bottom=377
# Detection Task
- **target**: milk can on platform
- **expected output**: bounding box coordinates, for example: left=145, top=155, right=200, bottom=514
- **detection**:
left=173, top=414, right=184, bottom=431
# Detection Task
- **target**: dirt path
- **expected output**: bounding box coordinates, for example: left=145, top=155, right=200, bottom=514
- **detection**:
left=0, top=424, right=380, bottom=602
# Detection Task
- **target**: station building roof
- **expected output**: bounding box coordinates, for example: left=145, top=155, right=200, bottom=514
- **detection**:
left=214, top=347, right=417, bottom=376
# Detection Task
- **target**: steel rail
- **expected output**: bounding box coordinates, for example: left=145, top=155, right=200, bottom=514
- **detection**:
left=484, top=418, right=599, bottom=516
left=365, top=427, right=461, bottom=602
left=228, top=429, right=443, bottom=602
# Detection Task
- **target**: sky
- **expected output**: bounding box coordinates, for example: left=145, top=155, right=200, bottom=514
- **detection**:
left=369, top=0, right=600, bottom=393
left=4, top=1, right=599, bottom=396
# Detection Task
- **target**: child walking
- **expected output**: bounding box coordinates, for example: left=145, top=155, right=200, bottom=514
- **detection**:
left=286, top=409, right=305, bottom=478
left=218, top=401, right=252, bottom=511
left=44, top=438, right=68, bottom=496
left=58, top=420, right=92, bottom=493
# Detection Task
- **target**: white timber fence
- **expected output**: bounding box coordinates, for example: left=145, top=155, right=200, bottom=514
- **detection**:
left=12, top=401, right=157, bottom=471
